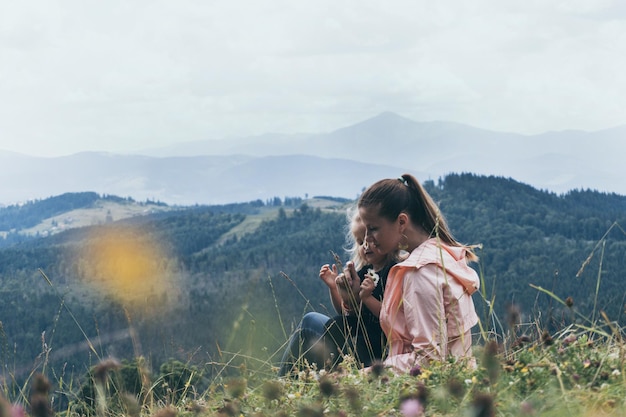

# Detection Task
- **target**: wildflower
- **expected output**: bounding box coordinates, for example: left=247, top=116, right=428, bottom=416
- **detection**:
left=318, top=375, right=337, bottom=398
left=409, top=364, right=422, bottom=377
left=297, top=403, right=324, bottom=417
left=415, top=381, right=429, bottom=404
left=32, top=374, right=51, bottom=396
left=30, top=374, right=53, bottom=417
left=520, top=400, right=535, bottom=415
left=511, top=335, right=531, bottom=349
left=343, top=386, right=362, bottom=411
left=1, top=394, right=12, bottom=417
left=505, top=303, right=521, bottom=330
left=470, top=392, right=495, bottom=417
left=216, top=401, right=239, bottom=417
left=261, top=380, right=283, bottom=402
left=93, top=357, right=122, bottom=384
left=370, top=360, right=386, bottom=378
left=481, top=340, right=500, bottom=384
left=152, top=406, right=177, bottom=417
left=365, top=269, right=380, bottom=287
left=562, top=334, right=577, bottom=347
left=186, top=401, right=206, bottom=415
left=541, top=330, right=554, bottom=346
left=612, top=369, right=621, bottom=376
left=446, top=378, right=465, bottom=401
left=121, top=393, right=141, bottom=417
left=418, top=369, right=432, bottom=380
left=11, top=404, right=26, bottom=417
left=225, top=378, right=247, bottom=399
left=399, top=398, right=424, bottom=417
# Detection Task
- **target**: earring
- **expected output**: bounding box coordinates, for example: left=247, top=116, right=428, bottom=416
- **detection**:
left=398, top=234, right=409, bottom=251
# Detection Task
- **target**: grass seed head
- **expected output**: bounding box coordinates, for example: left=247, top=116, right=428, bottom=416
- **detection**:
left=261, top=380, right=283, bottom=402
left=541, top=330, right=554, bottom=346
left=224, top=378, right=247, bottom=399
left=370, top=360, right=386, bottom=378
left=481, top=340, right=500, bottom=384
left=297, top=403, right=324, bottom=417
left=446, top=377, right=465, bottom=401
left=152, top=407, right=177, bottom=417
left=93, top=358, right=122, bottom=384
left=318, top=375, right=337, bottom=398
left=470, top=392, right=495, bottom=417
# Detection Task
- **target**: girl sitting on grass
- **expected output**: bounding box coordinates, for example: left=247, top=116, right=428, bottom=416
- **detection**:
left=278, top=207, right=400, bottom=376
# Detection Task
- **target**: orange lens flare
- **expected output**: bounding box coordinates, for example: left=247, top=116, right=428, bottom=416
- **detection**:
left=76, top=226, right=177, bottom=311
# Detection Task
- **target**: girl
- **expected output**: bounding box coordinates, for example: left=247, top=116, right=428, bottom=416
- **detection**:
left=278, top=208, right=397, bottom=375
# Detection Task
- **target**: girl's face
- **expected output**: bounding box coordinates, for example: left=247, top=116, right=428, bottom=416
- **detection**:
left=353, top=223, right=367, bottom=261
left=358, top=205, right=401, bottom=258
left=353, top=222, right=387, bottom=268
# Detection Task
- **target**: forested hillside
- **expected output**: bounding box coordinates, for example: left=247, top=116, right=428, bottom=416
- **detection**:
left=0, top=174, right=625, bottom=385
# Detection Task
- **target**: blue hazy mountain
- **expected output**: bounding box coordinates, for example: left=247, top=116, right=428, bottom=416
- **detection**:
left=1, top=112, right=624, bottom=206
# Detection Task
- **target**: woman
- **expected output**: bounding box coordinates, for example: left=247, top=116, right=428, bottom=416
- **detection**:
left=356, top=174, right=480, bottom=373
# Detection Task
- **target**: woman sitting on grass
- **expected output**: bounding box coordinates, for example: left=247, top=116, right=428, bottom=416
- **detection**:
left=355, top=174, right=480, bottom=373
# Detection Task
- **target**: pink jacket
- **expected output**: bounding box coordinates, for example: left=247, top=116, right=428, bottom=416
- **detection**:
left=379, top=238, right=480, bottom=373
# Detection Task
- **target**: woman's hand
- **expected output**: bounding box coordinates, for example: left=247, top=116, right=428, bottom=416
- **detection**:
left=319, top=264, right=338, bottom=288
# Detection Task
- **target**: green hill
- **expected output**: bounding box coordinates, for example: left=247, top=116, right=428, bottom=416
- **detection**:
left=0, top=174, right=625, bottom=382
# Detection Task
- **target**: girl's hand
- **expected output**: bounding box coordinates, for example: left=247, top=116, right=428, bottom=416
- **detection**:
left=336, top=261, right=361, bottom=310
left=319, top=264, right=338, bottom=288
left=360, top=277, right=375, bottom=299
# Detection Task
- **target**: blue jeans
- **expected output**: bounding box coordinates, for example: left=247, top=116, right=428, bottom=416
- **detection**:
left=278, top=312, right=341, bottom=376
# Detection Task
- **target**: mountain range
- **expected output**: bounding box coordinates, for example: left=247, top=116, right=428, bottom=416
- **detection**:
left=2, top=112, right=624, bottom=206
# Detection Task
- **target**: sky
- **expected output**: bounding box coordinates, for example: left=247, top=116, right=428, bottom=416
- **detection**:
left=1, top=0, right=626, bottom=157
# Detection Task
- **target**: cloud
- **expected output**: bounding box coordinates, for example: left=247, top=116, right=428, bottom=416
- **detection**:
left=1, top=0, right=625, bottom=156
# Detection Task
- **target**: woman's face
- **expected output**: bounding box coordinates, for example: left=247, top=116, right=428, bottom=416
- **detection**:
left=358, top=206, right=400, bottom=258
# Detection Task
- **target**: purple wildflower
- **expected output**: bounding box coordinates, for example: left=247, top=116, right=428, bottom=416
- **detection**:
left=400, top=398, right=424, bottom=417
left=409, top=364, right=422, bottom=377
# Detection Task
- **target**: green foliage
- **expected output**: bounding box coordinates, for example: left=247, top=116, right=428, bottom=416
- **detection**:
left=2, top=175, right=626, bottom=401
left=57, top=326, right=626, bottom=417
left=153, top=359, right=205, bottom=402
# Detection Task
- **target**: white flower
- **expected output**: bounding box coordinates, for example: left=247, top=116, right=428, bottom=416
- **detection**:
left=366, top=268, right=380, bottom=287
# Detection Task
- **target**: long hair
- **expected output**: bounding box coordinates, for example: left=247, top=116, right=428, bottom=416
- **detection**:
left=344, top=205, right=366, bottom=270
left=358, top=173, right=478, bottom=262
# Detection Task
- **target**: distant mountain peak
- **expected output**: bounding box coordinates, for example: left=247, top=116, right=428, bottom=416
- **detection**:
left=330, top=112, right=420, bottom=137
left=352, top=111, right=417, bottom=128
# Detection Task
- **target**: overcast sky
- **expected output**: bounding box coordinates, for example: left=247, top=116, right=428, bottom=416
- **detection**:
left=1, top=0, right=625, bottom=156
